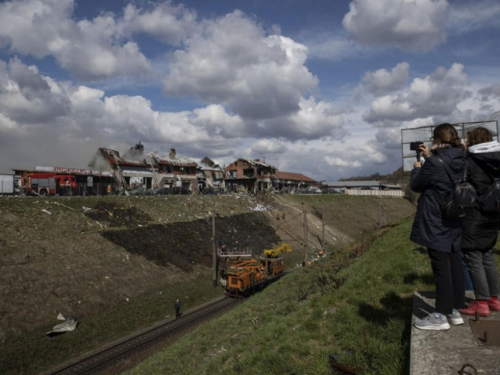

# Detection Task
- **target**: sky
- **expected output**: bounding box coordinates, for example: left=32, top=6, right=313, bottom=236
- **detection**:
left=0, top=0, right=499, bottom=181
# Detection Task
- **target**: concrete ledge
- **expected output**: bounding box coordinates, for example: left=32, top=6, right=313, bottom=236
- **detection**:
left=410, top=291, right=500, bottom=375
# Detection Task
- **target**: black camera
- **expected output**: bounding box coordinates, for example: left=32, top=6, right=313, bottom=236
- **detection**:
left=410, top=141, right=424, bottom=161
left=409, top=141, right=423, bottom=151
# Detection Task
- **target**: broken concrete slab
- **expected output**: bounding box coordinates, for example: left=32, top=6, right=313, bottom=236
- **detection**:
left=410, top=291, right=500, bottom=375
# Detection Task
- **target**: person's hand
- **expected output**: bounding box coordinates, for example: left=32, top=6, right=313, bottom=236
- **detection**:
left=414, top=161, right=422, bottom=168
left=419, top=143, right=431, bottom=159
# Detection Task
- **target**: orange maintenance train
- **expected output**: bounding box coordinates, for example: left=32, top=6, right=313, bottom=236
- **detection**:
left=220, top=243, right=291, bottom=297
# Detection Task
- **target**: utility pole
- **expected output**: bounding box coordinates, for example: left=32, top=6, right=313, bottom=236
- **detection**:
left=212, top=211, right=218, bottom=287
left=303, top=211, right=308, bottom=265
left=321, top=210, right=325, bottom=250
left=377, top=204, right=381, bottom=228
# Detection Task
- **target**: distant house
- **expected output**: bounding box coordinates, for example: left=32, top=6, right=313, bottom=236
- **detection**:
left=88, top=143, right=155, bottom=190
left=198, top=157, right=225, bottom=189
left=88, top=144, right=198, bottom=192
left=225, top=158, right=278, bottom=192
left=275, top=171, right=316, bottom=192
left=148, top=148, right=198, bottom=191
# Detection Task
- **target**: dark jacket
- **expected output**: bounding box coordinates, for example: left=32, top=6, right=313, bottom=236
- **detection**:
left=462, top=151, right=500, bottom=251
left=174, top=301, right=181, bottom=310
left=410, top=146, right=467, bottom=252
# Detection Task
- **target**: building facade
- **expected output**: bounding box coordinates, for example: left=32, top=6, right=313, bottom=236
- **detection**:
left=274, top=171, right=316, bottom=192
left=198, top=157, right=225, bottom=190
left=148, top=149, right=198, bottom=191
left=225, top=159, right=278, bottom=193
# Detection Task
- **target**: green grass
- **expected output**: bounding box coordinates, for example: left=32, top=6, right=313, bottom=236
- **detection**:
left=126, top=220, right=500, bottom=375
left=0, top=275, right=223, bottom=375
left=287, top=194, right=416, bottom=240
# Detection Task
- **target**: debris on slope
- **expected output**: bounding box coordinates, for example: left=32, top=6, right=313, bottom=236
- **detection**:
left=85, top=201, right=151, bottom=227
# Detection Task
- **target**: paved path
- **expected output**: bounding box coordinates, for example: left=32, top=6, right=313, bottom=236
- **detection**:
left=410, top=291, right=500, bottom=375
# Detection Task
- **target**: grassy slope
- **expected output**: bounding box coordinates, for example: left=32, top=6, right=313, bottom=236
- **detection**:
left=287, top=194, right=416, bottom=239
left=0, top=195, right=416, bottom=374
left=0, top=195, right=255, bottom=375
left=272, top=195, right=416, bottom=268
left=127, top=219, right=500, bottom=375
left=1, top=277, right=221, bottom=375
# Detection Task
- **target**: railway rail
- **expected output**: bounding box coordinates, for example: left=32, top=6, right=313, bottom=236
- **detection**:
left=45, top=297, right=243, bottom=375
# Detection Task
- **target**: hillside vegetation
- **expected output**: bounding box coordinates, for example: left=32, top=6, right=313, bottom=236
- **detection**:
left=127, top=219, right=500, bottom=375
left=0, top=194, right=415, bottom=374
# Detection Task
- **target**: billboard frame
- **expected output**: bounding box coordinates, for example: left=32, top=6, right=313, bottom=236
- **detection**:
left=400, top=120, right=499, bottom=171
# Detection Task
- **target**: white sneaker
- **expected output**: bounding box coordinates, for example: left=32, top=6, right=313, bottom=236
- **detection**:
left=414, top=312, right=450, bottom=331
left=447, top=309, right=464, bottom=325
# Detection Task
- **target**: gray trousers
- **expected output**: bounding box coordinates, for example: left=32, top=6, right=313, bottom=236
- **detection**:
left=463, top=249, right=500, bottom=300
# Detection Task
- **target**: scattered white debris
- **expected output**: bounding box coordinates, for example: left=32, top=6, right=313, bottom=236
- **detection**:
left=95, top=221, right=103, bottom=228
left=46, top=313, right=78, bottom=338
left=42, top=209, right=51, bottom=215
left=249, top=204, right=269, bottom=211
left=82, top=206, right=91, bottom=213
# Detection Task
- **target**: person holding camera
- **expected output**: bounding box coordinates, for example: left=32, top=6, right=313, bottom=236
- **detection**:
left=460, top=127, right=500, bottom=317
left=410, top=123, right=467, bottom=330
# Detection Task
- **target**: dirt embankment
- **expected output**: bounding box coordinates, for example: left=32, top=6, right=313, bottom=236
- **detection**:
left=86, top=201, right=152, bottom=227
left=102, top=213, right=280, bottom=272
left=0, top=194, right=414, bottom=343
left=0, top=195, right=277, bottom=341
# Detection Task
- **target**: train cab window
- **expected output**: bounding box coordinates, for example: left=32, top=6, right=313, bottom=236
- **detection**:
left=70, top=177, right=75, bottom=181
left=64, top=177, right=68, bottom=181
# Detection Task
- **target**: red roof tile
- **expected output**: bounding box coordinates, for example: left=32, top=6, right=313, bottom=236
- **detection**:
left=276, top=171, right=316, bottom=183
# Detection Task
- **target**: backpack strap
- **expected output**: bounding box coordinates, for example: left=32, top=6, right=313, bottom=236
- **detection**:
left=435, top=156, right=467, bottom=183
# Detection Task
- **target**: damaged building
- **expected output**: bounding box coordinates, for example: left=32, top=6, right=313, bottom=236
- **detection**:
left=88, top=143, right=156, bottom=191
left=198, top=157, right=225, bottom=190
left=88, top=144, right=199, bottom=192
left=148, top=149, right=198, bottom=192
left=224, top=158, right=278, bottom=193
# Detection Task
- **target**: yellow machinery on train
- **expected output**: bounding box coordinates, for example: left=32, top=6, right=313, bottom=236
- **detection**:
left=220, top=243, right=292, bottom=296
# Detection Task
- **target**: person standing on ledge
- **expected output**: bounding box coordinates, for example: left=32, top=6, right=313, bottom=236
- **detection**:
left=460, top=127, right=500, bottom=317
left=410, top=123, right=467, bottom=331
left=174, top=299, right=181, bottom=318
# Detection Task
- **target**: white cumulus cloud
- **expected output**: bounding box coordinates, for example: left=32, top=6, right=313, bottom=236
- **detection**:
left=363, top=63, right=469, bottom=126
left=361, top=62, right=409, bottom=96
left=163, top=11, right=318, bottom=121
left=343, top=0, right=449, bottom=51
left=251, top=139, right=288, bottom=155
left=0, top=0, right=152, bottom=80
left=324, top=156, right=361, bottom=168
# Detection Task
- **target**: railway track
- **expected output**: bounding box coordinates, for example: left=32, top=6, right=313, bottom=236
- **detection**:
left=45, top=297, right=243, bottom=375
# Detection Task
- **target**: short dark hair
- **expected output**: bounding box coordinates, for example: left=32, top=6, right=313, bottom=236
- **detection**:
left=466, top=127, right=493, bottom=148
left=433, top=123, right=462, bottom=148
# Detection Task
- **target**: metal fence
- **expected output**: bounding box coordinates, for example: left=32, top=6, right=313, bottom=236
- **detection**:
left=401, top=120, right=499, bottom=171
left=217, top=247, right=253, bottom=258
left=346, top=189, right=404, bottom=197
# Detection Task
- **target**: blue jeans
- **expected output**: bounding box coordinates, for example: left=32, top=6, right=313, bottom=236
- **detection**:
left=461, top=251, right=474, bottom=291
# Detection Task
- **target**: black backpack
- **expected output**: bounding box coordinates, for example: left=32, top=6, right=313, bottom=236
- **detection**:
left=434, top=156, right=477, bottom=219
left=476, top=165, right=500, bottom=213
